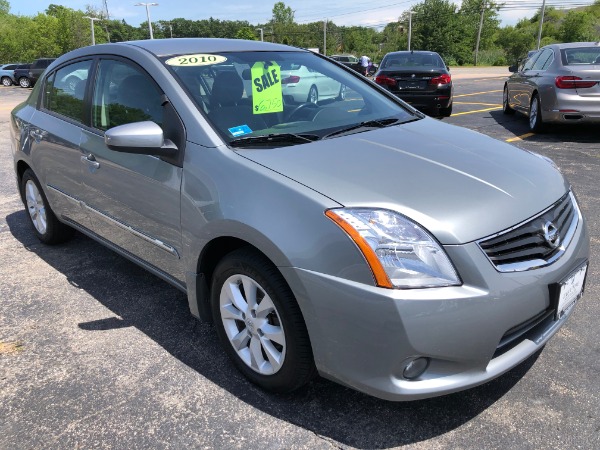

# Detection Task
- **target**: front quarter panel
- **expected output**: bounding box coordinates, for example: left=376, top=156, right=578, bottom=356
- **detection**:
left=180, top=142, right=376, bottom=286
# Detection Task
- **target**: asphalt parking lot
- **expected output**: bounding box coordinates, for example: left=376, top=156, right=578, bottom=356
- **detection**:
left=1, top=69, right=599, bottom=449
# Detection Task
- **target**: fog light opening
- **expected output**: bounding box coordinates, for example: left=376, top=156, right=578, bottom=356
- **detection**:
left=402, top=357, right=430, bottom=380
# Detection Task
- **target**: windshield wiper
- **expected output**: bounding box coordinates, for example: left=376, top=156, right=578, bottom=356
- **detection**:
left=229, top=133, right=320, bottom=148
left=323, top=117, right=412, bottom=139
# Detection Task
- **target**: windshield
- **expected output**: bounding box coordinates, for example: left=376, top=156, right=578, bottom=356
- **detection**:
left=162, top=50, right=418, bottom=147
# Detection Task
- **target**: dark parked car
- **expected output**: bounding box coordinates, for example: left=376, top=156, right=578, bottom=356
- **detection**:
left=11, top=38, right=589, bottom=401
left=504, top=42, right=600, bottom=131
left=0, top=63, right=24, bottom=86
left=374, top=50, right=453, bottom=117
left=16, top=58, right=55, bottom=88
left=330, top=54, right=377, bottom=76
left=13, top=64, right=32, bottom=88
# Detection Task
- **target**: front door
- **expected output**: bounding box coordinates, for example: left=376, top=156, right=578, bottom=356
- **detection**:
left=78, top=58, right=185, bottom=283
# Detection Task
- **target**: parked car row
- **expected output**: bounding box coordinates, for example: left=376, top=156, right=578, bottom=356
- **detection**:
left=0, top=58, right=55, bottom=87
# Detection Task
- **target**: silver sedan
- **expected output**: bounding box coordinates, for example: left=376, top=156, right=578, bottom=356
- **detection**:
left=504, top=41, right=600, bottom=131
left=11, top=38, right=590, bottom=401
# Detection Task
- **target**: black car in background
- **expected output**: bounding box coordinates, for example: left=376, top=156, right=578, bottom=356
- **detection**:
left=330, top=54, right=377, bottom=76
left=13, top=64, right=32, bottom=88
left=15, top=58, right=55, bottom=88
left=374, top=50, right=453, bottom=117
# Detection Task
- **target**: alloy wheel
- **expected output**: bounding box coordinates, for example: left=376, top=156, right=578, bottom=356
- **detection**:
left=219, top=274, right=286, bottom=375
left=25, top=180, right=47, bottom=235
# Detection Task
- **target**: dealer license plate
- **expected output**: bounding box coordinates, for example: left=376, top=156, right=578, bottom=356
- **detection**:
left=556, top=263, right=587, bottom=319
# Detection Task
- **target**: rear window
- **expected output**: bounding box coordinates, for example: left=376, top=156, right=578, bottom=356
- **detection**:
left=561, top=47, right=600, bottom=65
left=382, top=53, right=444, bottom=69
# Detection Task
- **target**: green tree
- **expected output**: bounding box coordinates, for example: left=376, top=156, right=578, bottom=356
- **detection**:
left=0, top=0, right=9, bottom=15
left=559, top=10, right=597, bottom=42
left=235, top=27, right=257, bottom=40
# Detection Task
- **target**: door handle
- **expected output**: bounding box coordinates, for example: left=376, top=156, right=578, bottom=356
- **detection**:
left=81, top=154, right=100, bottom=170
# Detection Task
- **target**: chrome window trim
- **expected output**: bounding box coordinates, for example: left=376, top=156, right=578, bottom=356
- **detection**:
left=477, top=191, right=581, bottom=273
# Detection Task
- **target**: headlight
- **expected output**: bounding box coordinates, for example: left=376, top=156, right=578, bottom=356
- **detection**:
left=326, top=208, right=460, bottom=289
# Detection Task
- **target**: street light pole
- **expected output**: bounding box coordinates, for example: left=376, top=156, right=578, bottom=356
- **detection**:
left=135, top=2, right=158, bottom=39
left=536, top=0, right=547, bottom=50
left=407, top=11, right=413, bottom=51
left=83, top=16, right=101, bottom=45
left=257, top=27, right=264, bottom=41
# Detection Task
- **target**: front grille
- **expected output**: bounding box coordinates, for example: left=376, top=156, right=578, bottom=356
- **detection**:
left=478, top=192, right=580, bottom=272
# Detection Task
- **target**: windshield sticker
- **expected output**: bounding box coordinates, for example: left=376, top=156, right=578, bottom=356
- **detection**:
left=251, top=61, right=283, bottom=114
left=228, top=125, right=253, bottom=137
left=165, top=54, right=227, bottom=66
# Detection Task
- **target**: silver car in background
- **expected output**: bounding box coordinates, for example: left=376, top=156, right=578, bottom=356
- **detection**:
left=504, top=41, right=600, bottom=131
left=11, top=39, right=590, bottom=401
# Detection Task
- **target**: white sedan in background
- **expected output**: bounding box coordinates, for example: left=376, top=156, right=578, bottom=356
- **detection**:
left=280, top=63, right=345, bottom=104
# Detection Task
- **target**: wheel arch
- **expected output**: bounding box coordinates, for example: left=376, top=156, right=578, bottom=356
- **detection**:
left=15, top=160, right=32, bottom=202
left=187, top=235, right=292, bottom=323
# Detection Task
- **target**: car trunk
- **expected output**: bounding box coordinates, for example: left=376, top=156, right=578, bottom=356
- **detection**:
left=572, top=67, right=600, bottom=96
left=380, top=68, right=445, bottom=94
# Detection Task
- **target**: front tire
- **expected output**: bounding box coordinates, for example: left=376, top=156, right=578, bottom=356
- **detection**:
left=503, top=86, right=515, bottom=115
left=211, top=247, right=316, bottom=393
left=20, top=169, right=74, bottom=244
left=19, top=77, right=31, bottom=88
left=1, top=76, right=13, bottom=87
left=529, top=93, right=544, bottom=132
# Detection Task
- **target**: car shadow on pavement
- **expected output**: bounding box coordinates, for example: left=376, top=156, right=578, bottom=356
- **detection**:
left=6, top=210, right=541, bottom=448
left=489, top=111, right=599, bottom=143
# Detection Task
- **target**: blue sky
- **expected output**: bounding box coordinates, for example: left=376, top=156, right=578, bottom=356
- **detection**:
left=10, top=0, right=534, bottom=28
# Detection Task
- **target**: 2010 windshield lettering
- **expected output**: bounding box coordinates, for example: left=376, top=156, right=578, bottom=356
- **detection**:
left=178, top=55, right=217, bottom=65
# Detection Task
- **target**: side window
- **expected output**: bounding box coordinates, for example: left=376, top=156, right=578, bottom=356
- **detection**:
left=532, top=49, right=553, bottom=70
left=522, top=54, right=539, bottom=71
left=43, top=60, right=92, bottom=123
left=92, top=59, right=163, bottom=131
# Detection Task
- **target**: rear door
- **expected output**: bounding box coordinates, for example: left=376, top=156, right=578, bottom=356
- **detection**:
left=29, top=59, right=94, bottom=225
left=78, top=57, right=185, bottom=282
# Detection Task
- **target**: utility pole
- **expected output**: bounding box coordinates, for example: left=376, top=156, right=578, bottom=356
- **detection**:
left=407, top=11, right=413, bottom=51
left=135, top=2, right=158, bottom=40
left=475, top=0, right=486, bottom=66
left=536, top=0, right=547, bottom=50
left=324, top=19, right=327, bottom=56
left=169, top=23, right=173, bottom=38
left=83, top=16, right=101, bottom=45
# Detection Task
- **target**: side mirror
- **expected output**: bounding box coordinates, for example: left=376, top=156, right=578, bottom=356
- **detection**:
left=508, top=65, right=517, bottom=73
left=105, top=121, right=177, bottom=157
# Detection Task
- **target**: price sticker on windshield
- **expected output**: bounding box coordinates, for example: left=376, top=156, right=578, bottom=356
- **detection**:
left=165, top=54, right=227, bottom=66
left=251, top=61, right=283, bottom=114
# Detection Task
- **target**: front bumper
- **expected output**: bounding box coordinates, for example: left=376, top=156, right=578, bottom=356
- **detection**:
left=281, top=214, right=589, bottom=401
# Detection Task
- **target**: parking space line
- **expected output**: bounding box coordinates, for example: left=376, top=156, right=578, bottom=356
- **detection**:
left=454, top=90, right=502, bottom=98
left=454, top=102, right=502, bottom=107
left=506, top=132, right=535, bottom=142
left=452, top=106, right=502, bottom=116
left=467, top=77, right=508, bottom=82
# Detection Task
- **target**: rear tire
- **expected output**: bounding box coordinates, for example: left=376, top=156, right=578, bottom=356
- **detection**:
left=1, top=76, right=12, bottom=87
left=529, top=94, right=544, bottom=132
left=307, top=85, right=318, bottom=104
left=503, top=86, right=515, bottom=115
left=20, top=169, right=74, bottom=244
left=19, top=77, right=31, bottom=88
left=211, top=247, right=316, bottom=393
left=439, top=103, right=453, bottom=117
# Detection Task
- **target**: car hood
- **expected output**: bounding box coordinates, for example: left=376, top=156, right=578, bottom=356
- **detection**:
left=239, top=118, right=569, bottom=244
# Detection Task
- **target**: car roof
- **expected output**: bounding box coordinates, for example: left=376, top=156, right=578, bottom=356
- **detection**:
left=383, top=51, right=440, bottom=57
left=544, top=41, right=600, bottom=50
left=81, top=38, right=304, bottom=58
